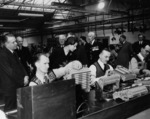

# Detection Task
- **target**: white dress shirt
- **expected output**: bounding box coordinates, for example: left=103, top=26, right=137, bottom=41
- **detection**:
left=129, top=53, right=145, bottom=74
left=89, top=59, right=113, bottom=84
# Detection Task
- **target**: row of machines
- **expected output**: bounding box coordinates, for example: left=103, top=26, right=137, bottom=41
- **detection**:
left=65, top=65, right=150, bottom=102
left=112, top=66, right=149, bottom=101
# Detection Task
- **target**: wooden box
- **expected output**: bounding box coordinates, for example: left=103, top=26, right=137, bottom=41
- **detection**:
left=17, top=80, right=76, bottom=119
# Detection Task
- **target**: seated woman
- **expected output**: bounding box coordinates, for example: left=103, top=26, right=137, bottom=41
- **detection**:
left=29, top=53, right=82, bottom=86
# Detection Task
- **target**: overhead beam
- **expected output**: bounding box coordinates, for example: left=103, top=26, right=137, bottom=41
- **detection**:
left=0, top=1, right=98, bottom=14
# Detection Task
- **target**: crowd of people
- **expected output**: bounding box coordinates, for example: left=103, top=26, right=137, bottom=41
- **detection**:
left=0, top=31, right=150, bottom=115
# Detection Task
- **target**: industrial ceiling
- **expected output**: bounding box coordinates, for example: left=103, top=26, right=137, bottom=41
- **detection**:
left=0, top=0, right=150, bottom=36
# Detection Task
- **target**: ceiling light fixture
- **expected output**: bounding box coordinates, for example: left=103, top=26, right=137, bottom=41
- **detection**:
left=18, top=13, right=44, bottom=17
left=98, top=0, right=105, bottom=9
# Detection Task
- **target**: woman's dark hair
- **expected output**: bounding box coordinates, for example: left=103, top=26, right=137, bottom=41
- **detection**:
left=109, top=45, right=115, bottom=50
left=64, top=37, right=78, bottom=46
left=120, top=34, right=126, bottom=39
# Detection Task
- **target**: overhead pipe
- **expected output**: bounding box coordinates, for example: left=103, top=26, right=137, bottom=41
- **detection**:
left=45, top=24, right=122, bottom=35
left=0, top=19, right=20, bottom=22
left=46, top=13, right=150, bottom=31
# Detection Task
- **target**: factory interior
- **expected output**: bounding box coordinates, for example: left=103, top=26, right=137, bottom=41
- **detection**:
left=0, top=0, right=150, bottom=119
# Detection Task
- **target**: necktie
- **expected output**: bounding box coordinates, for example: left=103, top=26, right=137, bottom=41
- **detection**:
left=44, top=76, right=49, bottom=84
left=104, top=64, right=107, bottom=73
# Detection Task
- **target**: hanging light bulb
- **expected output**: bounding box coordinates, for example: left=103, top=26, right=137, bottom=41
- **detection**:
left=98, top=0, right=105, bottom=9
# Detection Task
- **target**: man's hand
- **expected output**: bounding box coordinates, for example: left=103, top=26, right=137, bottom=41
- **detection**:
left=90, top=77, right=104, bottom=89
left=24, top=76, right=29, bottom=86
left=105, top=69, right=113, bottom=76
left=143, top=69, right=150, bottom=76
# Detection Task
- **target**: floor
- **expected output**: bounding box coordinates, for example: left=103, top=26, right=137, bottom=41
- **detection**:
left=128, top=108, right=150, bottom=119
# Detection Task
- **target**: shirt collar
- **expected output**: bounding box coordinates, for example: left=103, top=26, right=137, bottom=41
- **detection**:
left=91, top=39, right=95, bottom=45
left=137, top=53, right=144, bottom=62
left=36, top=73, right=45, bottom=83
left=123, top=41, right=126, bottom=44
left=8, top=48, right=13, bottom=53
left=98, top=59, right=105, bottom=70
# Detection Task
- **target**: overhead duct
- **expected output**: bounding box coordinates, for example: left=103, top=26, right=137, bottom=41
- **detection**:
left=51, top=2, right=82, bottom=9
left=18, top=13, right=44, bottom=17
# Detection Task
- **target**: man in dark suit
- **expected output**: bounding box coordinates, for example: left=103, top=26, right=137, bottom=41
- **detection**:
left=0, top=34, right=29, bottom=112
left=57, top=34, right=67, bottom=48
left=86, top=32, right=103, bottom=66
left=15, top=36, right=32, bottom=76
left=116, top=35, right=133, bottom=68
left=132, top=34, right=146, bottom=54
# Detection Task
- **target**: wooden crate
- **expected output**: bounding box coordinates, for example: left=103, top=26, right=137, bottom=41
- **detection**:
left=17, top=80, right=76, bottom=119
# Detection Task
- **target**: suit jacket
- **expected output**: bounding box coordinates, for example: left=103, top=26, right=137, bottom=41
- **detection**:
left=15, top=46, right=32, bottom=74
left=132, top=41, right=143, bottom=54
left=116, top=41, right=133, bottom=68
left=0, top=47, right=27, bottom=95
left=132, top=40, right=149, bottom=54
left=86, top=40, right=103, bottom=66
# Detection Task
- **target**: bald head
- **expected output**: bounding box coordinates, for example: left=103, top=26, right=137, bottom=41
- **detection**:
left=88, top=32, right=95, bottom=43
left=59, top=34, right=66, bottom=45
